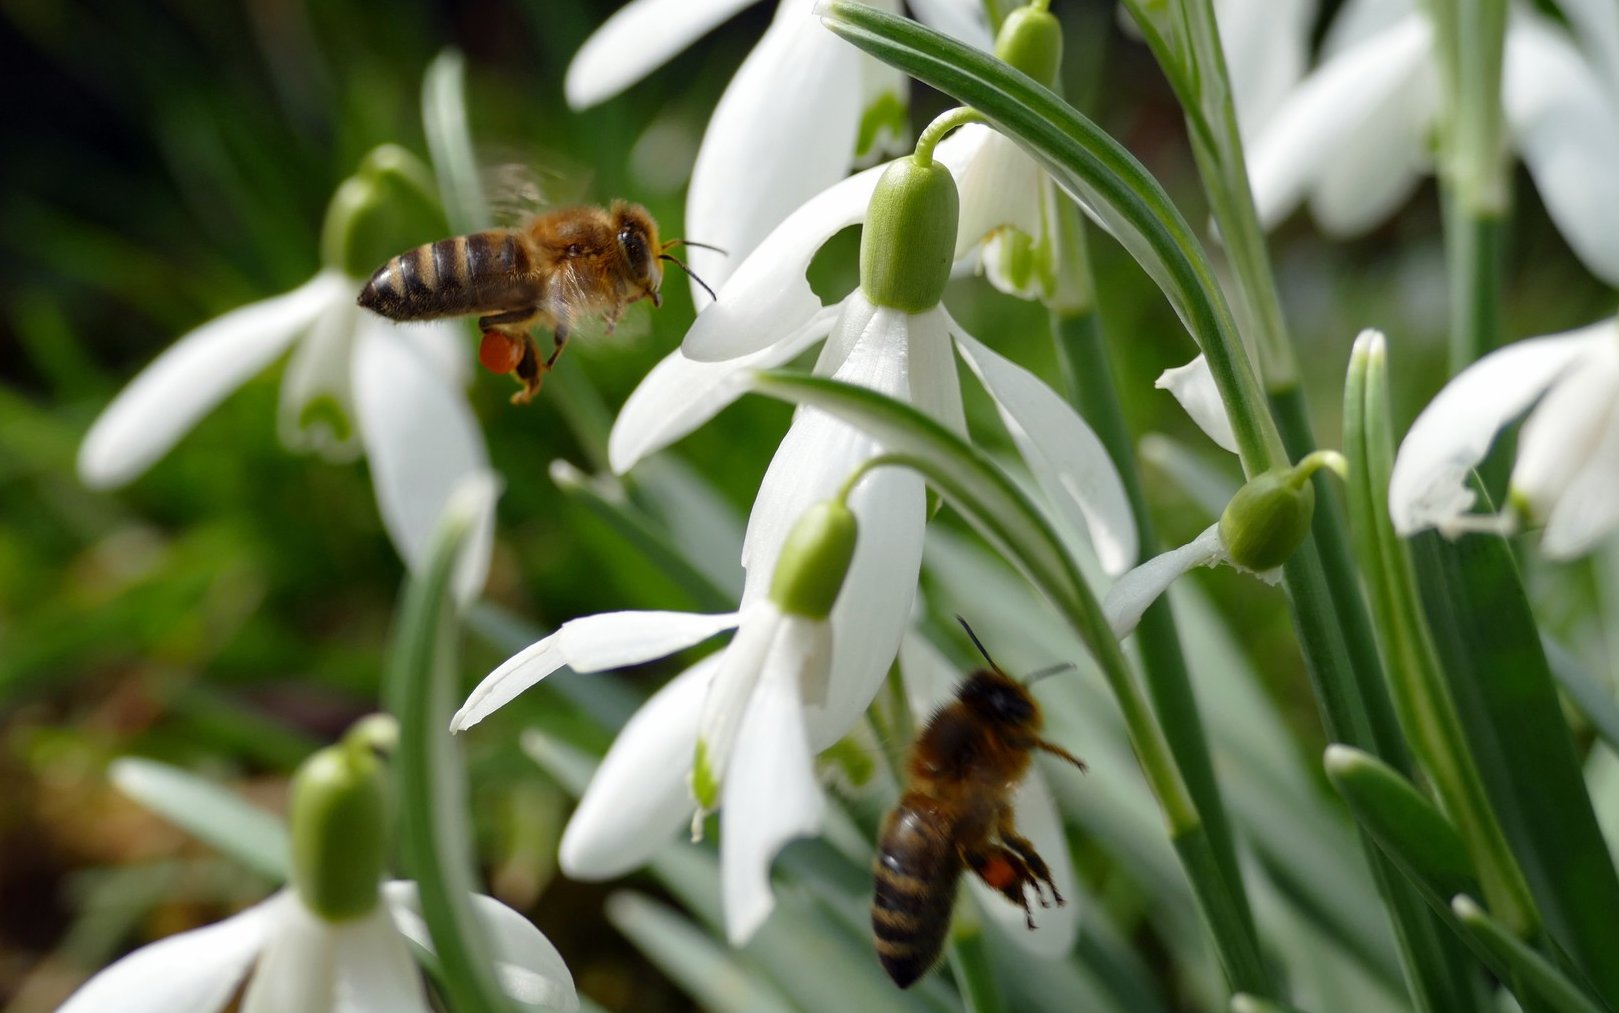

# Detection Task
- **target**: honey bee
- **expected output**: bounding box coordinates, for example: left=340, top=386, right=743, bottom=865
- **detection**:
left=357, top=201, right=716, bottom=403
left=872, top=618, right=1086, bottom=988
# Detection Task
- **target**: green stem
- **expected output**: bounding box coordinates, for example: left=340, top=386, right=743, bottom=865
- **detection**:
left=947, top=902, right=1007, bottom=1013
left=1443, top=197, right=1507, bottom=372
left=914, top=106, right=986, bottom=166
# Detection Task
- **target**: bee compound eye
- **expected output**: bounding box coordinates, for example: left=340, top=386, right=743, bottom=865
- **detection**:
left=619, top=227, right=650, bottom=276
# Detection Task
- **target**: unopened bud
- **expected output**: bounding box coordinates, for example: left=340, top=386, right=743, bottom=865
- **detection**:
left=996, top=5, right=1063, bottom=89
left=288, top=718, right=394, bottom=921
left=1219, top=452, right=1345, bottom=570
left=860, top=157, right=960, bottom=313
left=769, top=500, right=859, bottom=619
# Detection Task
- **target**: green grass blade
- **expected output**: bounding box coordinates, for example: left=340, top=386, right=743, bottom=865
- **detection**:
left=1452, top=897, right=1608, bottom=1013
left=110, top=757, right=290, bottom=882
left=422, top=49, right=489, bottom=234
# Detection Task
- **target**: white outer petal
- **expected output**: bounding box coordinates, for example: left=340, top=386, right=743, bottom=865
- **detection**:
left=945, top=125, right=1044, bottom=258
left=966, top=768, right=1078, bottom=955
left=720, top=629, right=825, bottom=945
left=1389, top=324, right=1606, bottom=535
left=683, top=0, right=864, bottom=299
left=905, top=0, right=993, bottom=50
left=1554, top=0, right=1619, bottom=99
left=1505, top=13, right=1619, bottom=286
left=1214, top=0, right=1316, bottom=139
left=1103, top=524, right=1226, bottom=639
left=331, top=902, right=431, bottom=1013
left=681, top=163, right=885, bottom=361
left=897, top=628, right=961, bottom=715
left=560, top=658, right=716, bottom=878
left=452, top=610, right=738, bottom=731
left=1306, top=57, right=1436, bottom=236
left=564, top=0, right=760, bottom=109
left=278, top=297, right=361, bottom=462
left=608, top=305, right=838, bottom=474
left=1511, top=340, right=1619, bottom=512
left=952, top=320, right=1138, bottom=575
left=1246, top=15, right=1432, bottom=229
left=78, top=272, right=344, bottom=488
left=56, top=895, right=276, bottom=1013
left=695, top=603, right=786, bottom=797
left=1321, top=0, right=1415, bottom=56
left=383, top=882, right=580, bottom=1011
left=240, top=893, right=336, bottom=1013
left=1156, top=354, right=1239, bottom=453
left=907, top=307, right=967, bottom=437
left=1526, top=341, right=1619, bottom=557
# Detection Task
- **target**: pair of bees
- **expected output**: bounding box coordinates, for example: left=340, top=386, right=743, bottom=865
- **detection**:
left=363, top=218, right=1086, bottom=988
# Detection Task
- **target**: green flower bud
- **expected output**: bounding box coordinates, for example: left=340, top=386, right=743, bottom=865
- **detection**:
left=288, top=719, right=393, bottom=921
left=996, top=5, right=1063, bottom=89
left=769, top=500, right=859, bottom=619
left=860, top=156, right=960, bottom=313
left=1219, top=468, right=1316, bottom=571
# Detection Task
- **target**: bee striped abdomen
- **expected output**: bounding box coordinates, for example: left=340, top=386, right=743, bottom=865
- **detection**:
left=872, top=802, right=963, bottom=988
left=358, top=230, right=537, bottom=321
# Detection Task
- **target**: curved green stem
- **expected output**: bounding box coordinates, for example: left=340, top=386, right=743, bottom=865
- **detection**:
left=914, top=106, right=986, bottom=166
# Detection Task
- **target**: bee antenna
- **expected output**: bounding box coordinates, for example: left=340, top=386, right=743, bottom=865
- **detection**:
left=955, top=615, right=1000, bottom=671
left=659, top=253, right=718, bottom=303
left=662, top=238, right=728, bottom=255
left=1023, top=662, right=1074, bottom=686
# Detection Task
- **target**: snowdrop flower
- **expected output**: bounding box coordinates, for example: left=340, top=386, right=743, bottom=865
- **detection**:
left=565, top=0, right=990, bottom=300
left=1390, top=315, right=1619, bottom=558
left=62, top=726, right=576, bottom=1013
left=454, top=499, right=859, bottom=945
left=1210, top=0, right=1319, bottom=141
left=77, top=151, right=494, bottom=601
left=1248, top=0, right=1619, bottom=283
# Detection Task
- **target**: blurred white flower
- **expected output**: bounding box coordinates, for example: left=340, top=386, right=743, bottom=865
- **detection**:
left=1248, top=1, right=1619, bottom=283
left=1390, top=316, right=1619, bottom=558
left=57, top=881, right=577, bottom=1013
left=76, top=270, right=494, bottom=601
left=1211, top=0, right=1320, bottom=141
left=565, top=0, right=990, bottom=302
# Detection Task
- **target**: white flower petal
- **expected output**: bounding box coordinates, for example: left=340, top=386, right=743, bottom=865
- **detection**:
left=906, top=0, right=993, bottom=50
left=897, top=628, right=963, bottom=716
left=560, top=657, right=716, bottom=878
left=1103, top=524, right=1226, bottom=639
left=564, top=0, right=760, bottom=109
left=721, top=645, right=825, bottom=945
left=1541, top=407, right=1619, bottom=559
left=907, top=307, right=967, bottom=437
left=1554, top=0, right=1619, bottom=99
left=383, top=882, right=579, bottom=1011
left=1306, top=60, right=1435, bottom=236
left=1505, top=14, right=1619, bottom=286
left=1320, top=0, right=1414, bottom=57
left=452, top=609, right=738, bottom=731
left=332, top=903, right=430, bottom=1013
left=966, top=768, right=1078, bottom=956
left=78, top=272, right=344, bottom=489
left=57, top=895, right=276, bottom=1013
left=681, top=164, right=885, bottom=361
left=683, top=0, right=864, bottom=300
left=945, top=125, right=1044, bottom=259
left=1511, top=337, right=1618, bottom=513
left=1214, top=0, right=1316, bottom=139
left=241, top=894, right=336, bottom=1013
left=608, top=305, right=838, bottom=474
left=1389, top=325, right=1605, bottom=535
left=1156, top=354, right=1239, bottom=454
left=1247, top=15, right=1432, bottom=229
left=856, top=51, right=911, bottom=164
left=952, top=320, right=1138, bottom=575
left=279, top=297, right=361, bottom=462
left=695, top=603, right=785, bottom=797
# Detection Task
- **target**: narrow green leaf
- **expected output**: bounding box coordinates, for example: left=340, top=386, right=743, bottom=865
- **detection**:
left=110, top=758, right=289, bottom=882
left=605, top=892, right=798, bottom=1013
left=1323, top=746, right=1477, bottom=904
left=948, top=899, right=1007, bottom=1013
left=1452, top=897, right=1607, bottom=1013
left=422, top=49, right=488, bottom=234
left=386, top=474, right=512, bottom=1013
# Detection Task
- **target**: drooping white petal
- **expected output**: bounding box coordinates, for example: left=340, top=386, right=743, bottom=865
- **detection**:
left=965, top=768, right=1078, bottom=956
left=1156, top=354, right=1239, bottom=453
left=1306, top=57, right=1435, bottom=236
left=721, top=642, right=825, bottom=945
left=1511, top=337, right=1618, bottom=514
left=942, top=125, right=1044, bottom=259
left=1505, top=13, right=1619, bottom=286
left=352, top=323, right=494, bottom=603
left=78, top=272, right=345, bottom=489
left=681, top=164, right=885, bottom=361
left=694, top=603, right=786, bottom=800
left=452, top=610, right=738, bottom=732
left=240, top=894, right=337, bottom=1013
left=608, top=305, right=839, bottom=474
left=683, top=0, right=864, bottom=301
left=560, top=658, right=716, bottom=878
left=1541, top=406, right=1619, bottom=559
left=1214, top=0, right=1317, bottom=140
left=952, top=320, right=1138, bottom=575
left=564, top=0, right=760, bottom=109
left=1388, top=325, right=1603, bottom=536
left=331, top=902, right=431, bottom=1013
left=906, top=307, right=967, bottom=437
left=383, top=882, right=580, bottom=1011
left=1103, top=524, right=1226, bottom=639
left=278, top=298, right=362, bottom=462
left=1246, top=15, right=1432, bottom=229
left=56, top=895, right=277, bottom=1013
left=906, top=0, right=993, bottom=51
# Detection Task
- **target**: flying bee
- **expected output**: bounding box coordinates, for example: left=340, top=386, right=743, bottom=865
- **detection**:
left=872, top=618, right=1086, bottom=989
left=357, top=200, right=716, bottom=403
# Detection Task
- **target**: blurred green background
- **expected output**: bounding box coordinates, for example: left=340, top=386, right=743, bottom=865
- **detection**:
left=1, top=1, right=1613, bottom=1010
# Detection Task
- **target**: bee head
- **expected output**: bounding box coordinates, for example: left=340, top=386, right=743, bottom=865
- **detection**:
left=958, top=670, right=1039, bottom=729
left=611, top=202, right=662, bottom=304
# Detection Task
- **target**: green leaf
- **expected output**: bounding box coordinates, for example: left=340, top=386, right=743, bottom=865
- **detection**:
left=422, top=49, right=488, bottom=234
left=110, top=757, right=289, bottom=882
left=605, top=892, right=798, bottom=1013
left=1323, top=745, right=1477, bottom=904
left=385, top=474, right=513, bottom=1013
left=1452, top=897, right=1607, bottom=1013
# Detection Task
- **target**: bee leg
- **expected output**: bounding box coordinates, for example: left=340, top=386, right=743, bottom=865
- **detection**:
left=962, top=844, right=1039, bottom=929
left=999, top=829, right=1062, bottom=908
left=510, top=334, right=545, bottom=405
left=1035, top=739, right=1088, bottom=774
left=545, top=325, right=571, bottom=370
left=601, top=304, right=624, bottom=337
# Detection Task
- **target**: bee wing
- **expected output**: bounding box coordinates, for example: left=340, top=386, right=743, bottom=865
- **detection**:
left=481, top=162, right=595, bottom=227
